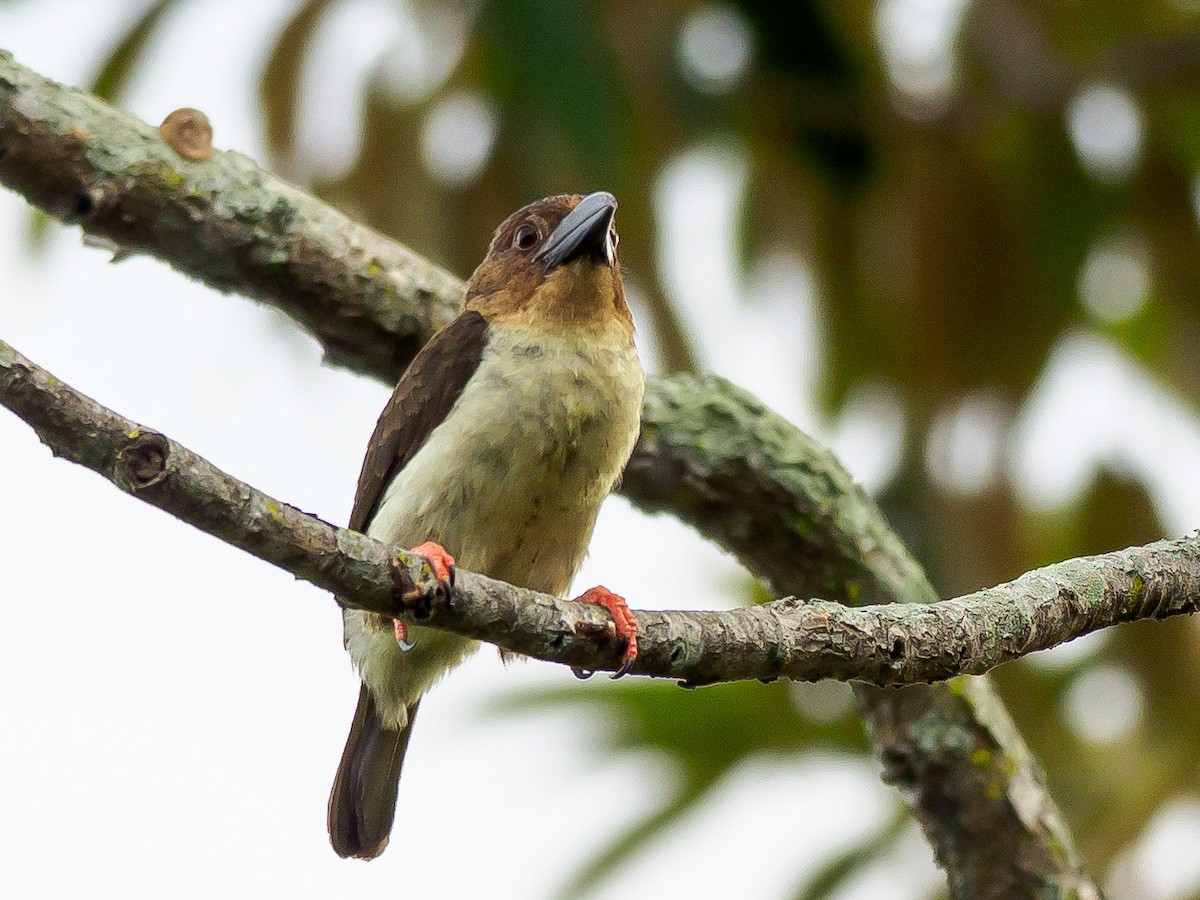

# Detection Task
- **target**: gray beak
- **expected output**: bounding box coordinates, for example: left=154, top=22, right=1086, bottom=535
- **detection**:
left=535, top=191, right=617, bottom=269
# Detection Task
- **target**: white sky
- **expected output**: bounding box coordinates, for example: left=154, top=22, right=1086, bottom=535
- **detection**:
left=1, top=1, right=1197, bottom=898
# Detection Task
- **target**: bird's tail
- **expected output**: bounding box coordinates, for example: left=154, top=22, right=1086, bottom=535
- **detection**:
left=328, top=683, right=419, bottom=859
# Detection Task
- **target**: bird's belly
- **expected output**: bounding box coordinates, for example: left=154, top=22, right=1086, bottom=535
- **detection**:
left=345, top=330, right=643, bottom=727
left=372, top=386, right=628, bottom=591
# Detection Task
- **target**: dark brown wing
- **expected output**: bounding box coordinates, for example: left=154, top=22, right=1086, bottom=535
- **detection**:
left=348, top=309, right=489, bottom=532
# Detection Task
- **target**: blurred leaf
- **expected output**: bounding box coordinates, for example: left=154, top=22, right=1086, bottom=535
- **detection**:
left=21, top=206, right=55, bottom=255
left=558, top=783, right=713, bottom=898
left=259, top=0, right=336, bottom=168
left=90, top=0, right=180, bottom=101
left=494, top=677, right=864, bottom=896
left=1154, top=92, right=1200, bottom=169
left=475, top=0, right=634, bottom=188
left=497, top=678, right=862, bottom=787
left=734, top=0, right=873, bottom=186
left=790, top=807, right=909, bottom=900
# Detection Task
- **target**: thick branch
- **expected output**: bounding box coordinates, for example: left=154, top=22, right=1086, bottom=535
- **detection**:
left=0, top=51, right=1096, bottom=896
left=0, top=50, right=460, bottom=380
left=4, top=337, right=1198, bottom=686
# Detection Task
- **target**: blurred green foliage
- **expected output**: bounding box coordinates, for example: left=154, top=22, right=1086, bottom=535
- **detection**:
left=83, top=0, right=1200, bottom=894
left=495, top=678, right=864, bottom=895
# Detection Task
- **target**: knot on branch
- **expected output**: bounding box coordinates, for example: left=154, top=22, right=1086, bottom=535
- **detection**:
left=159, top=108, right=213, bottom=161
left=72, top=184, right=104, bottom=222
left=116, top=430, right=169, bottom=490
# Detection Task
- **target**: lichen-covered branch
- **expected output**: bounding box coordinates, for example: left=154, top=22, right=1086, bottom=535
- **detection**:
left=860, top=680, right=1096, bottom=899
left=4, top=336, right=1198, bottom=689
left=0, top=50, right=461, bottom=380
left=0, top=50, right=1097, bottom=896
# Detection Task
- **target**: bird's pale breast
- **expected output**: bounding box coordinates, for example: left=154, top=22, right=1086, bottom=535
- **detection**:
left=344, top=319, right=644, bottom=727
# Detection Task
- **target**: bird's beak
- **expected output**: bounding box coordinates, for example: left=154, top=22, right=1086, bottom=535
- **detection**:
left=535, top=191, right=617, bottom=269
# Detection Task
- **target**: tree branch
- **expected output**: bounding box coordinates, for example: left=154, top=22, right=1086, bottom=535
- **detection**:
left=4, top=336, right=1198, bottom=686
left=0, top=50, right=1098, bottom=896
left=0, top=50, right=461, bottom=380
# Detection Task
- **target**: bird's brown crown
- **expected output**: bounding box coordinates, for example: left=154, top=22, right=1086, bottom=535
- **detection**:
left=465, top=193, right=631, bottom=332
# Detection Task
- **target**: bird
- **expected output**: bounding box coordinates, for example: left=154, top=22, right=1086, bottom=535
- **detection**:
left=328, top=191, right=646, bottom=860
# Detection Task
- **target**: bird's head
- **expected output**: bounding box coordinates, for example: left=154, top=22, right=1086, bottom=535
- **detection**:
left=465, top=192, right=631, bottom=332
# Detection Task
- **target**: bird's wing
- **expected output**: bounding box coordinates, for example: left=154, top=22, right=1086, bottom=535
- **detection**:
left=348, top=309, right=490, bottom=533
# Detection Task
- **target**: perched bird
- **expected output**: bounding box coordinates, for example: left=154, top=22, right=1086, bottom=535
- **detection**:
left=328, top=192, right=645, bottom=860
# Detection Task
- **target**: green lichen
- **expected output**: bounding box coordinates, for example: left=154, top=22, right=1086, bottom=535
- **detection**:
left=1130, top=572, right=1144, bottom=603
left=792, top=515, right=815, bottom=537
left=1047, top=832, right=1065, bottom=859
left=972, top=748, right=993, bottom=768
left=265, top=499, right=283, bottom=522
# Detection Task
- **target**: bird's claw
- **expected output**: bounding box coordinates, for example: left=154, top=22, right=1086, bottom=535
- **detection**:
left=393, top=618, right=416, bottom=652
left=613, top=653, right=636, bottom=680
left=574, top=585, right=638, bottom=678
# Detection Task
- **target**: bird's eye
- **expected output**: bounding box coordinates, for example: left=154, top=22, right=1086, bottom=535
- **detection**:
left=514, top=224, right=538, bottom=251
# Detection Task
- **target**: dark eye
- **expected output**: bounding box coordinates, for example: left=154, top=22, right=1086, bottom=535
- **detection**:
left=514, top=224, right=538, bottom=251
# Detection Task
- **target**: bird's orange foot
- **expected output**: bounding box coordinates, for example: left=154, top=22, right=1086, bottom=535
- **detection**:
left=395, top=542, right=455, bottom=651
left=411, top=541, right=455, bottom=594
left=576, top=586, right=638, bottom=678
